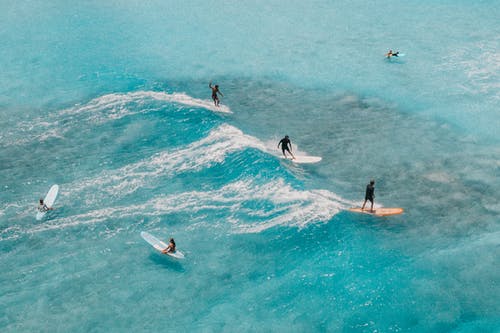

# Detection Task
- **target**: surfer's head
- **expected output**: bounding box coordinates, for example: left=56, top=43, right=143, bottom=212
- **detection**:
left=285, top=135, right=289, bottom=139
left=39, top=198, right=44, bottom=204
left=170, top=238, right=175, bottom=243
left=370, top=180, right=375, bottom=185
left=215, top=85, right=219, bottom=88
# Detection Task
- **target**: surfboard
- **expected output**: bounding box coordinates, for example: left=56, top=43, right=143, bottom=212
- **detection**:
left=36, top=184, right=59, bottom=220
left=281, top=156, right=322, bottom=164
left=169, top=93, right=232, bottom=113
left=140, top=231, right=185, bottom=259
left=348, top=207, right=404, bottom=217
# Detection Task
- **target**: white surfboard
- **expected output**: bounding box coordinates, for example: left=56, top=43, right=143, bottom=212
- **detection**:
left=36, top=184, right=59, bottom=220
left=281, top=156, right=322, bottom=164
left=168, top=93, right=232, bottom=114
left=140, top=231, right=185, bottom=259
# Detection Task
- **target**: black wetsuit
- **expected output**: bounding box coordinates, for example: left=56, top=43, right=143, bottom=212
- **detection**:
left=278, top=137, right=292, bottom=153
left=365, top=183, right=375, bottom=202
left=209, top=84, right=221, bottom=105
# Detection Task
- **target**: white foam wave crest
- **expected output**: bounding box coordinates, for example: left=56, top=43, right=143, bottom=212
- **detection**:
left=59, top=91, right=231, bottom=121
left=0, top=120, right=63, bottom=147
left=26, top=179, right=352, bottom=235
left=0, top=203, right=23, bottom=220
left=68, top=124, right=268, bottom=200
left=0, top=226, right=24, bottom=241
left=1, top=91, right=231, bottom=147
left=233, top=180, right=355, bottom=233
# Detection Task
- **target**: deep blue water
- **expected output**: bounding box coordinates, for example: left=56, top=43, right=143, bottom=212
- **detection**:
left=1, top=1, right=499, bottom=332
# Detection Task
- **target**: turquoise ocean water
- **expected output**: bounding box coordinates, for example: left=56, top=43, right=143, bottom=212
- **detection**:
left=1, top=1, right=499, bottom=332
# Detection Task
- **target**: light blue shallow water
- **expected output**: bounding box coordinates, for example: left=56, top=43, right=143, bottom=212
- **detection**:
left=1, top=1, right=499, bottom=332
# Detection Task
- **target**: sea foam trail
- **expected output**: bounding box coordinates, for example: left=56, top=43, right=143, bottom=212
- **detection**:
left=67, top=124, right=268, bottom=201
left=67, top=123, right=339, bottom=204
left=59, top=91, right=232, bottom=121
left=23, top=179, right=353, bottom=236
left=0, top=122, right=352, bottom=237
left=0, top=91, right=231, bottom=147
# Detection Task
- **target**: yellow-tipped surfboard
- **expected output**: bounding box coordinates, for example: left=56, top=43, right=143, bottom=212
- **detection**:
left=349, top=207, right=404, bottom=217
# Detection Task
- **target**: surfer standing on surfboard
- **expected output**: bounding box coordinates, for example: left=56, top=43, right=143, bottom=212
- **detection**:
left=209, top=82, right=224, bottom=106
left=361, top=180, right=375, bottom=212
left=161, top=238, right=176, bottom=254
left=278, top=135, right=295, bottom=160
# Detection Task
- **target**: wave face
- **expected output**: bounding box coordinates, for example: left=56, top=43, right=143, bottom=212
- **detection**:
left=1, top=1, right=499, bottom=332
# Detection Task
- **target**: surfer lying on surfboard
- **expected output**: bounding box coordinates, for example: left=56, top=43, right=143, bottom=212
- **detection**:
left=38, top=198, right=53, bottom=212
left=278, top=135, right=295, bottom=160
left=161, top=238, right=176, bottom=254
left=386, top=50, right=400, bottom=58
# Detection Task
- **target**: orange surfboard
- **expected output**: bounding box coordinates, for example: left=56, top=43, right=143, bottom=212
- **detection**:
left=349, top=207, right=404, bottom=217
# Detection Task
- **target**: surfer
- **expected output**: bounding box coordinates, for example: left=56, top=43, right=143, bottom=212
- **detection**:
left=386, top=50, right=399, bottom=58
left=38, top=198, right=53, bottom=212
left=361, top=180, right=375, bottom=212
left=209, top=82, right=224, bottom=106
left=162, top=238, right=176, bottom=254
left=278, top=135, right=295, bottom=160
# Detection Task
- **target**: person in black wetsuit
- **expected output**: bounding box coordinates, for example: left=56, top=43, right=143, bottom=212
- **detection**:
left=278, top=135, right=295, bottom=160
left=361, top=180, right=375, bottom=212
left=386, top=50, right=399, bottom=58
left=38, top=198, right=53, bottom=212
left=209, top=82, right=224, bottom=106
left=162, top=238, right=176, bottom=254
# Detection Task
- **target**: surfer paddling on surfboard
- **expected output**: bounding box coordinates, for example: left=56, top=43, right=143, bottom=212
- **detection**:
left=361, top=179, right=375, bottom=212
left=161, top=238, right=176, bottom=254
left=386, top=50, right=400, bottom=58
left=209, top=82, right=224, bottom=106
left=278, top=135, right=295, bottom=160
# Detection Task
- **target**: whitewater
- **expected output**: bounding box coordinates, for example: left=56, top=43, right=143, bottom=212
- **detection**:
left=1, top=1, right=499, bottom=332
